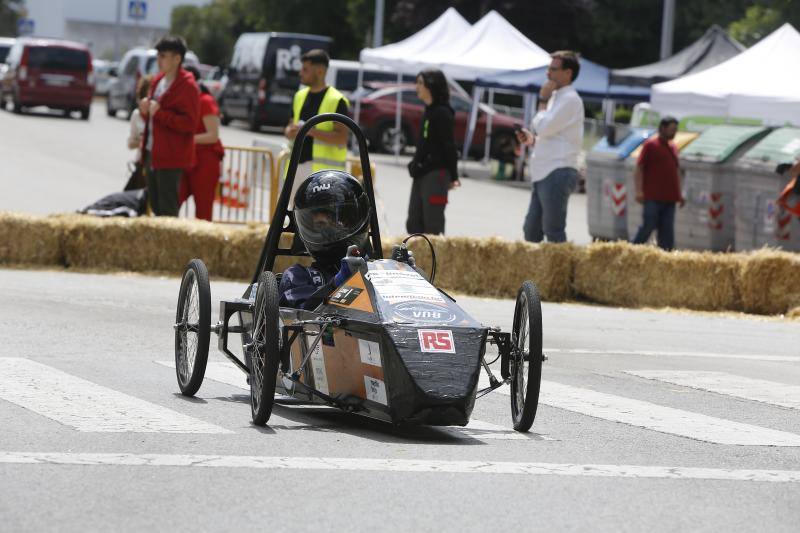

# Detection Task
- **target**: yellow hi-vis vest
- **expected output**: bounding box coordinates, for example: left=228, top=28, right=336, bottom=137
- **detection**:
left=292, top=86, right=349, bottom=172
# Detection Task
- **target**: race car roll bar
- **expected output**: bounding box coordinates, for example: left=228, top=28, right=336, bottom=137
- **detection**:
left=252, top=113, right=383, bottom=284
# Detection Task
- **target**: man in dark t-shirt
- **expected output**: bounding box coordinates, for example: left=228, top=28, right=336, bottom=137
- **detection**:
left=631, top=116, right=685, bottom=251
left=284, top=49, right=350, bottom=201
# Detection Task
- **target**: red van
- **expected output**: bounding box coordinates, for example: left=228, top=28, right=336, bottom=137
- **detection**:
left=1, top=38, right=93, bottom=119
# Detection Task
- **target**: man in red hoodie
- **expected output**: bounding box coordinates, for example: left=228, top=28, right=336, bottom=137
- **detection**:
left=140, top=36, right=200, bottom=216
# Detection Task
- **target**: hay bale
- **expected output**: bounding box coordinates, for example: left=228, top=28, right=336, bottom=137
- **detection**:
left=57, top=214, right=232, bottom=276
left=788, top=307, right=800, bottom=320
left=0, top=211, right=64, bottom=266
left=573, top=242, right=741, bottom=311
left=740, top=249, right=800, bottom=315
left=382, top=235, right=576, bottom=301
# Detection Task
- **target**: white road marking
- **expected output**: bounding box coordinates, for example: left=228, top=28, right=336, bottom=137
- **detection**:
left=0, top=358, right=232, bottom=433
left=626, top=371, right=800, bottom=410
left=156, top=360, right=530, bottom=440
left=545, top=348, right=800, bottom=363
left=480, top=376, right=800, bottom=446
left=2, top=451, right=799, bottom=483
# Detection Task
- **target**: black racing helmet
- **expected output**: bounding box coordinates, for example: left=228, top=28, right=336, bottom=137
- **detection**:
left=293, top=170, right=371, bottom=264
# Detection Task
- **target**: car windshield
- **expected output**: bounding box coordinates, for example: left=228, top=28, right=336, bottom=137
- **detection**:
left=0, top=45, right=10, bottom=64
left=27, top=46, right=88, bottom=71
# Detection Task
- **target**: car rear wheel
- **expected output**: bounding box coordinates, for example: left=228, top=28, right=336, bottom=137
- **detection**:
left=11, top=97, right=22, bottom=114
left=510, top=281, right=543, bottom=432
left=376, top=121, right=409, bottom=154
left=174, top=259, right=211, bottom=396
left=248, top=107, right=261, bottom=132
left=80, top=107, right=90, bottom=120
left=106, top=98, right=116, bottom=117
left=250, top=271, right=281, bottom=425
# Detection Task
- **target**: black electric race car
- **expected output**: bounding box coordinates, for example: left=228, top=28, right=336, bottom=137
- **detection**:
left=173, top=113, right=544, bottom=431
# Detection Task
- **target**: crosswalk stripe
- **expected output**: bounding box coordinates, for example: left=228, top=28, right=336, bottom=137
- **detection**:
left=625, top=371, right=800, bottom=410
left=545, top=348, right=799, bottom=363
left=2, top=451, right=799, bottom=483
left=480, top=376, right=800, bottom=446
left=156, top=360, right=530, bottom=440
left=0, top=358, right=232, bottom=434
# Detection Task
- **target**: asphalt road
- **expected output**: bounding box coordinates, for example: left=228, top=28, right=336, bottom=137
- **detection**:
left=1, top=267, right=798, bottom=532
left=0, top=99, right=591, bottom=244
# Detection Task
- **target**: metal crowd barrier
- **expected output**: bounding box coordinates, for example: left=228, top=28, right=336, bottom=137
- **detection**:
left=214, top=145, right=275, bottom=224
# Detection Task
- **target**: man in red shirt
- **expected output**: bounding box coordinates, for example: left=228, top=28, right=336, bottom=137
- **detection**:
left=140, top=36, right=200, bottom=216
left=631, top=116, right=685, bottom=250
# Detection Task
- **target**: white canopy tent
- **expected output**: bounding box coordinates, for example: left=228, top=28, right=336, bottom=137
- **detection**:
left=359, top=7, right=470, bottom=71
left=357, top=9, right=551, bottom=160
left=651, top=23, right=800, bottom=126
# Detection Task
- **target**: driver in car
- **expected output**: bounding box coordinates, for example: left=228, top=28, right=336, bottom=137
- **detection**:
left=279, top=169, right=372, bottom=310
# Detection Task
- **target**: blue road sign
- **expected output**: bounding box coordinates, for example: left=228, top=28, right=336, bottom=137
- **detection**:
left=128, top=1, right=147, bottom=21
left=17, top=18, right=35, bottom=36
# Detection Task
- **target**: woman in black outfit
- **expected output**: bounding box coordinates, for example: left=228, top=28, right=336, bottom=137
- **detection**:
left=406, top=69, right=460, bottom=234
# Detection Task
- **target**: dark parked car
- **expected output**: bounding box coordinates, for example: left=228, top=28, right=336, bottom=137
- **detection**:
left=1, top=37, right=93, bottom=119
left=357, top=84, right=519, bottom=159
left=219, top=32, right=332, bottom=131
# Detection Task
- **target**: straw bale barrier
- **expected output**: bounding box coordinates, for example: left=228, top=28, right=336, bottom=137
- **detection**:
left=2, top=211, right=800, bottom=316
left=382, top=236, right=576, bottom=302
left=573, top=242, right=743, bottom=312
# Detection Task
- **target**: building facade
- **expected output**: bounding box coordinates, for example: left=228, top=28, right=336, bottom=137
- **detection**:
left=22, top=0, right=209, bottom=60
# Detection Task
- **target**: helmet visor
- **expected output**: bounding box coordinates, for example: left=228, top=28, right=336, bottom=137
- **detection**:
left=294, top=194, right=369, bottom=246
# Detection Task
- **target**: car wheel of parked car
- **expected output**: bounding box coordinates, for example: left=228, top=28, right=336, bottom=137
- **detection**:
left=106, top=98, right=116, bottom=117
left=376, top=121, right=409, bottom=154
left=491, top=130, right=517, bottom=160
left=220, top=111, right=231, bottom=126
left=11, top=97, right=22, bottom=114
left=80, top=107, right=90, bottom=120
left=248, top=108, right=261, bottom=132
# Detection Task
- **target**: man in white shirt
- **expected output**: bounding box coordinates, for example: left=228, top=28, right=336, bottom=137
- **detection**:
left=517, top=51, right=584, bottom=242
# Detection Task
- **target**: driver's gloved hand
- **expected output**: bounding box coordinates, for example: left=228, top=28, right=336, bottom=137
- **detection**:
left=334, top=259, right=352, bottom=286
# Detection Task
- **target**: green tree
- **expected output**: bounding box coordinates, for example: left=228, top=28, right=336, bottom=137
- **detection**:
left=729, top=5, right=784, bottom=46
left=0, top=0, right=25, bottom=36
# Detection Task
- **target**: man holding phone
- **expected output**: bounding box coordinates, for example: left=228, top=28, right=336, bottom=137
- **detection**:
left=140, top=36, right=200, bottom=216
left=516, top=51, right=584, bottom=243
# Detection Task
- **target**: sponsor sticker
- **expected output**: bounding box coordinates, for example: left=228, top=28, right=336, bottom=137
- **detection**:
left=365, top=269, right=443, bottom=304
left=363, top=376, right=387, bottom=405
left=329, top=286, right=363, bottom=306
left=392, top=301, right=458, bottom=324
left=418, top=329, right=455, bottom=353
left=307, top=337, right=329, bottom=395
left=358, top=339, right=382, bottom=367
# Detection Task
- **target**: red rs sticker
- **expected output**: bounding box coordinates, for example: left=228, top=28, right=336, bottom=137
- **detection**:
left=418, top=330, right=455, bottom=353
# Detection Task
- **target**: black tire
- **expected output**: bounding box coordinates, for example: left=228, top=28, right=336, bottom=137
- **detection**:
left=491, top=130, right=517, bottom=160
left=249, top=270, right=281, bottom=425
left=174, top=259, right=211, bottom=396
left=106, top=98, right=115, bottom=117
left=80, top=107, right=90, bottom=120
left=510, top=281, right=543, bottom=432
left=11, top=97, right=22, bottom=114
left=220, top=108, right=231, bottom=126
left=248, top=107, right=261, bottom=132
left=376, top=121, right=409, bottom=154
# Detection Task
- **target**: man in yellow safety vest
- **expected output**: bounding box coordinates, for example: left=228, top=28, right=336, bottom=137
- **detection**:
left=284, top=49, right=350, bottom=199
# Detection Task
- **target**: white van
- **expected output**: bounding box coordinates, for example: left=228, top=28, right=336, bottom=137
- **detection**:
left=325, top=59, right=413, bottom=98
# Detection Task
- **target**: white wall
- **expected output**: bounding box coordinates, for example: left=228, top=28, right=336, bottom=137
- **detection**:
left=23, top=0, right=211, bottom=60
left=24, top=0, right=211, bottom=35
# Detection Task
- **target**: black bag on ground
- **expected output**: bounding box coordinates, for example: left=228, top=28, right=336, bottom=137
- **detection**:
left=79, top=188, right=147, bottom=217
left=123, top=161, right=146, bottom=191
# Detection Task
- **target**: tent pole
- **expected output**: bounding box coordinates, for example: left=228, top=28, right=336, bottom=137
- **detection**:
left=354, top=61, right=365, bottom=126
left=462, top=86, right=483, bottom=175
left=352, top=61, right=365, bottom=158
left=482, top=89, right=495, bottom=165
left=394, top=71, right=402, bottom=162
left=516, top=92, right=534, bottom=181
